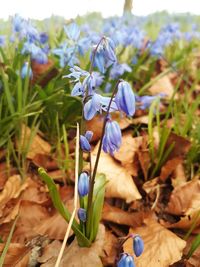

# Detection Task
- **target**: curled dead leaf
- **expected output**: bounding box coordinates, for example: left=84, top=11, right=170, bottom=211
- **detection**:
left=166, top=179, right=200, bottom=216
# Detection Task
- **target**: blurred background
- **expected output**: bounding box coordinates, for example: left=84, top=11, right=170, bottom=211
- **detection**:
left=0, top=0, right=200, bottom=19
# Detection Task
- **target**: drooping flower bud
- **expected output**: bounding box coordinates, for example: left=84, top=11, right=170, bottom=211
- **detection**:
left=115, top=81, right=135, bottom=116
left=80, top=135, right=91, bottom=152
left=117, top=254, right=135, bottom=267
left=133, top=235, right=144, bottom=257
left=78, top=172, right=89, bottom=197
left=21, top=62, right=33, bottom=79
left=78, top=208, right=87, bottom=222
left=85, top=131, right=93, bottom=142
left=102, top=120, right=122, bottom=155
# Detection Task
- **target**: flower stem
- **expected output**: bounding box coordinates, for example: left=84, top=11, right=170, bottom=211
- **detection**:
left=86, top=79, right=121, bottom=240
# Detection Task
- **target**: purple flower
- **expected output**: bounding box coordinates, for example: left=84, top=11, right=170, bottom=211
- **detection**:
left=78, top=172, right=89, bottom=197
left=117, top=254, right=135, bottom=267
left=78, top=208, right=87, bottom=222
left=133, top=235, right=144, bottom=257
left=21, top=62, right=33, bottom=79
left=12, top=14, right=24, bottom=32
left=102, top=120, right=122, bottom=155
left=115, top=81, right=135, bottom=116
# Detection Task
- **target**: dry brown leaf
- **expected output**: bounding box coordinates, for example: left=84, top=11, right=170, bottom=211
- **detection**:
left=101, top=230, right=118, bottom=266
left=114, top=132, right=143, bottom=165
left=132, top=115, right=149, bottom=125
left=32, top=153, right=58, bottom=170
left=0, top=198, right=21, bottom=224
left=41, top=224, right=105, bottom=267
left=17, top=125, right=51, bottom=160
left=11, top=200, right=50, bottom=243
left=148, top=74, right=175, bottom=98
left=172, top=163, right=187, bottom=188
left=91, top=148, right=141, bottom=203
left=102, top=203, right=145, bottom=227
left=0, top=243, right=31, bottom=267
left=38, top=240, right=62, bottom=264
left=20, top=178, right=49, bottom=205
left=124, top=217, right=186, bottom=267
left=0, top=162, right=18, bottom=190
left=0, top=175, right=28, bottom=213
left=166, top=179, right=200, bottom=216
left=35, top=199, right=74, bottom=240
left=160, top=157, right=183, bottom=182
left=183, top=236, right=200, bottom=267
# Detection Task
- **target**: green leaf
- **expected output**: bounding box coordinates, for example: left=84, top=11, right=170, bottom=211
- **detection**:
left=90, top=173, right=106, bottom=242
left=187, top=233, right=200, bottom=258
left=38, top=167, right=91, bottom=247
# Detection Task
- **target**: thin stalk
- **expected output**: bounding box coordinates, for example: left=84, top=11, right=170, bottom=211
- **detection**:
left=86, top=79, right=120, bottom=239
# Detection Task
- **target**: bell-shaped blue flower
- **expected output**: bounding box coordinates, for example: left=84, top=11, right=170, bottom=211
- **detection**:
left=80, top=135, right=91, bottom=152
left=21, top=62, right=33, bottom=79
left=117, top=254, right=135, bottom=267
left=78, top=172, right=89, bottom=197
left=78, top=208, right=87, bottom=222
left=115, top=81, right=135, bottom=116
left=133, top=235, right=144, bottom=257
left=102, top=120, right=122, bottom=155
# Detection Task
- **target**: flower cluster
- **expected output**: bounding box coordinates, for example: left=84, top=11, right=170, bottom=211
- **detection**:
left=117, top=235, right=144, bottom=267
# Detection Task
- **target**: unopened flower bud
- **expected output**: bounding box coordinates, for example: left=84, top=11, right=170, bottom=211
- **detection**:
left=78, top=172, right=89, bottom=197
left=78, top=208, right=87, bottom=222
left=117, top=253, right=135, bottom=267
left=133, top=235, right=144, bottom=257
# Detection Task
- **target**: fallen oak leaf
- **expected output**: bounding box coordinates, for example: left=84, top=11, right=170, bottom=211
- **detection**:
left=101, top=230, right=118, bottom=266
left=91, top=148, right=141, bottom=203
left=160, top=157, right=183, bottom=182
left=124, top=217, right=186, bottom=267
left=102, top=202, right=145, bottom=227
left=0, top=175, right=28, bottom=214
left=0, top=243, right=31, bottom=267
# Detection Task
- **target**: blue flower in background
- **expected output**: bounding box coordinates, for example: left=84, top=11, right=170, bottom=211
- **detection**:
left=12, top=14, right=24, bottom=33
left=110, top=63, right=131, bottom=79
left=102, top=120, right=122, bottom=155
left=64, top=22, right=80, bottom=41
left=136, top=94, right=165, bottom=110
left=39, top=32, right=49, bottom=44
left=21, top=62, right=33, bottom=79
left=0, top=36, right=5, bottom=47
left=53, top=43, right=79, bottom=67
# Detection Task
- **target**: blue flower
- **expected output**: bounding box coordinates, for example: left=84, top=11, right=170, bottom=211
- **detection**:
left=115, top=81, right=135, bottom=116
left=102, top=120, right=122, bottom=155
left=21, top=62, right=33, bottom=79
left=135, top=94, right=165, bottom=110
left=117, top=254, right=135, bottom=267
left=84, top=93, right=117, bottom=120
left=133, top=235, right=144, bottom=257
left=53, top=43, right=79, bottom=67
left=71, top=82, right=84, bottom=96
left=110, top=63, right=131, bottom=79
left=64, top=22, right=80, bottom=41
left=40, top=32, right=48, bottom=44
left=0, top=36, right=5, bottom=47
left=80, top=135, right=91, bottom=152
left=78, top=208, right=87, bottom=222
left=78, top=172, right=89, bottom=197
left=12, top=14, right=24, bottom=32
